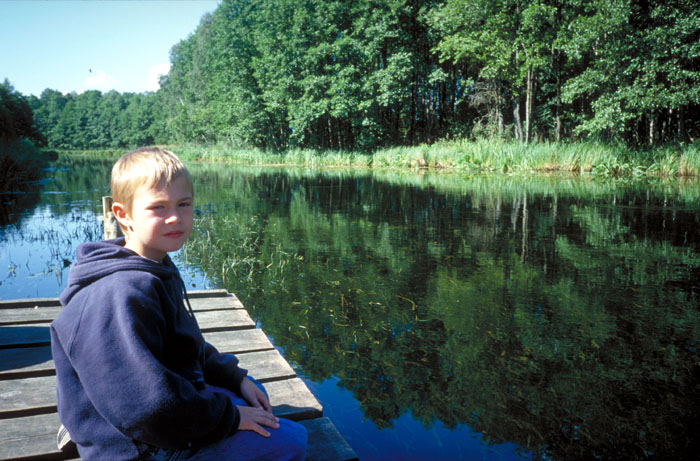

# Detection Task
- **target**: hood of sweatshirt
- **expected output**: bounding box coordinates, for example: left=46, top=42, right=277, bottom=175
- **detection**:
left=60, top=238, right=180, bottom=306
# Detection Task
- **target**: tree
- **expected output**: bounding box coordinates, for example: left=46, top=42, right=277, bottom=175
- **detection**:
left=0, top=79, right=45, bottom=144
left=432, top=0, right=524, bottom=140
left=34, top=89, right=69, bottom=147
left=561, top=0, right=700, bottom=144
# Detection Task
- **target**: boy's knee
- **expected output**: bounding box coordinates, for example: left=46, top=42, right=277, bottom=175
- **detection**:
left=278, top=419, right=308, bottom=460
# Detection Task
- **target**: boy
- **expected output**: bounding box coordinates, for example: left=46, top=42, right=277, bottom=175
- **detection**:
left=50, top=147, right=307, bottom=460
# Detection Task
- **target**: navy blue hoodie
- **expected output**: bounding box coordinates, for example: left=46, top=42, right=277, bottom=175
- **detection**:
left=50, top=238, right=248, bottom=460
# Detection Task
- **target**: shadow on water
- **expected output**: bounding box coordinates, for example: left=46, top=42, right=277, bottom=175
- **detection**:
left=0, top=326, right=53, bottom=372
left=0, top=188, right=42, bottom=227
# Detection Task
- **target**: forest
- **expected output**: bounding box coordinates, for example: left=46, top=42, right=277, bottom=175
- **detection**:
left=1, top=0, right=699, bottom=155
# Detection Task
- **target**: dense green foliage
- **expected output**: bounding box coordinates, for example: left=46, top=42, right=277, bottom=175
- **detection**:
left=157, top=0, right=700, bottom=148
left=5, top=0, right=698, bottom=154
left=28, top=89, right=167, bottom=149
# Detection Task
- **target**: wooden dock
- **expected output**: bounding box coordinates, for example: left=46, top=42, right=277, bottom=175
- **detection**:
left=0, top=290, right=357, bottom=461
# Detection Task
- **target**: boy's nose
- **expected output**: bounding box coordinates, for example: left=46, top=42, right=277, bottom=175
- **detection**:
left=165, top=212, right=180, bottom=224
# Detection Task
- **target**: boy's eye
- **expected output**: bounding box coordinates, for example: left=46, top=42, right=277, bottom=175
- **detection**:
left=179, top=202, right=192, bottom=207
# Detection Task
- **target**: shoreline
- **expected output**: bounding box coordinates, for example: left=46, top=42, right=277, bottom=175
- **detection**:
left=54, top=138, right=700, bottom=179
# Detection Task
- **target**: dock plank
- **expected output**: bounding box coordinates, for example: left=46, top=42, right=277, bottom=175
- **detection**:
left=0, top=298, right=61, bottom=310
left=0, top=293, right=244, bottom=326
left=237, top=350, right=297, bottom=383
left=0, top=307, right=62, bottom=326
left=0, top=375, right=58, bottom=418
left=0, top=310, right=255, bottom=350
left=300, top=418, right=359, bottom=461
left=205, top=329, right=273, bottom=354
left=0, top=374, right=321, bottom=421
left=0, top=329, right=274, bottom=380
left=265, top=378, right=323, bottom=421
left=0, top=346, right=295, bottom=418
left=0, top=346, right=54, bottom=379
left=0, top=291, right=356, bottom=461
left=196, top=309, right=255, bottom=331
left=0, top=289, right=229, bottom=310
left=0, top=413, right=64, bottom=461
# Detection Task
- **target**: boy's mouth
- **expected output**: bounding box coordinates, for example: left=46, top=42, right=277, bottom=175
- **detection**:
left=164, top=231, right=184, bottom=238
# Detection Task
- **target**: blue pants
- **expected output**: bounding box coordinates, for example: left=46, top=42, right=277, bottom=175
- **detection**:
left=145, top=379, right=308, bottom=460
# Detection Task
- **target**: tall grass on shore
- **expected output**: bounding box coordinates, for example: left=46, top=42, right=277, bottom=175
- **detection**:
left=372, top=138, right=700, bottom=177
left=176, top=145, right=373, bottom=168
left=174, top=138, right=700, bottom=178
left=56, top=138, right=700, bottom=178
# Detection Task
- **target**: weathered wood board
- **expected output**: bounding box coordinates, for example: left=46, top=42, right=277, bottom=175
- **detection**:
left=0, top=291, right=357, bottom=461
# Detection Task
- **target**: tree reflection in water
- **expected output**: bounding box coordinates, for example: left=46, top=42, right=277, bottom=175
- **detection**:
left=4, top=158, right=697, bottom=459
left=182, top=166, right=700, bottom=460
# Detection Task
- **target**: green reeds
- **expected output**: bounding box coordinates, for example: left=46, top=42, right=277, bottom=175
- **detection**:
left=182, top=213, right=303, bottom=289
left=370, top=139, right=700, bottom=178
left=59, top=138, right=700, bottom=179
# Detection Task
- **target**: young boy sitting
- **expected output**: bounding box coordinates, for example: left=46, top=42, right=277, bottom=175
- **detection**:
left=50, top=147, right=307, bottom=460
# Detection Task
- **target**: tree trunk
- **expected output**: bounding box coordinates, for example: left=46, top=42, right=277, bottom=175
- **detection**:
left=556, top=89, right=562, bottom=142
left=554, top=4, right=562, bottom=142
left=409, top=76, right=417, bottom=144
left=497, top=79, right=504, bottom=134
left=678, top=107, right=688, bottom=142
left=554, top=50, right=562, bottom=142
left=525, top=65, right=535, bottom=144
left=513, top=93, right=523, bottom=142
left=521, top=191, right=528, bottom=263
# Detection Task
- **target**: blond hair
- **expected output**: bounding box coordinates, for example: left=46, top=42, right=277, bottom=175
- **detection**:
left=111, top=147, right=192, bottom=232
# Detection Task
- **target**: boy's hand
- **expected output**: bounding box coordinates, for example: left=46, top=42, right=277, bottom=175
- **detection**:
left=236, top=377, right=278, bottom=437
left=240, top=377, right=273, bottom=413
left=236, top=405, right=279, bottom=437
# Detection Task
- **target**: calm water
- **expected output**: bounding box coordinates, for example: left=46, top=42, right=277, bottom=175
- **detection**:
left=2, top=157, right=699, bottom=460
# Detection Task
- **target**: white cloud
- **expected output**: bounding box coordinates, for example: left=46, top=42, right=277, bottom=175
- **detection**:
left=145, top=63, right=170, bottom=92
left=82, top=69, right=118, bottom=92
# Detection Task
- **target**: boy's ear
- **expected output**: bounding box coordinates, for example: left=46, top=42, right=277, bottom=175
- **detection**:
left=112, top=202, right=131, bottom=232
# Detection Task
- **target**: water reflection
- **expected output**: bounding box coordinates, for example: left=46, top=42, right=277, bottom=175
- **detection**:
left=1, top=158, right=699, bottom=460
left=183, top=166, right=700, bottom=460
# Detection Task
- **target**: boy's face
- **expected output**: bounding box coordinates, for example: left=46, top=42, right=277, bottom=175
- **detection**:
left=117, top=175, right=194, bottom=261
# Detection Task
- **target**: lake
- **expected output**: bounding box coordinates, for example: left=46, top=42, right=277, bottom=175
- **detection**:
left=1, top=156, right=699, bottom=460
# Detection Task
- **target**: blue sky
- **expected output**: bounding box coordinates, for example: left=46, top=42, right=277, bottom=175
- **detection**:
left=1, top=0, right=221, bottom=97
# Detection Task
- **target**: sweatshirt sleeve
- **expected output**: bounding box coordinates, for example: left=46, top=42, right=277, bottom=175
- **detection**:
left=202, top=342, right=248, bottom=394
left=60, top=274, right=236, bottom=449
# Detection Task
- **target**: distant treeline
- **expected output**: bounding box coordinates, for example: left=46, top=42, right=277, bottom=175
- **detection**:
left=6, top=0, right=700, bottom=152
left=28, top=89, right=167, bottom=150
